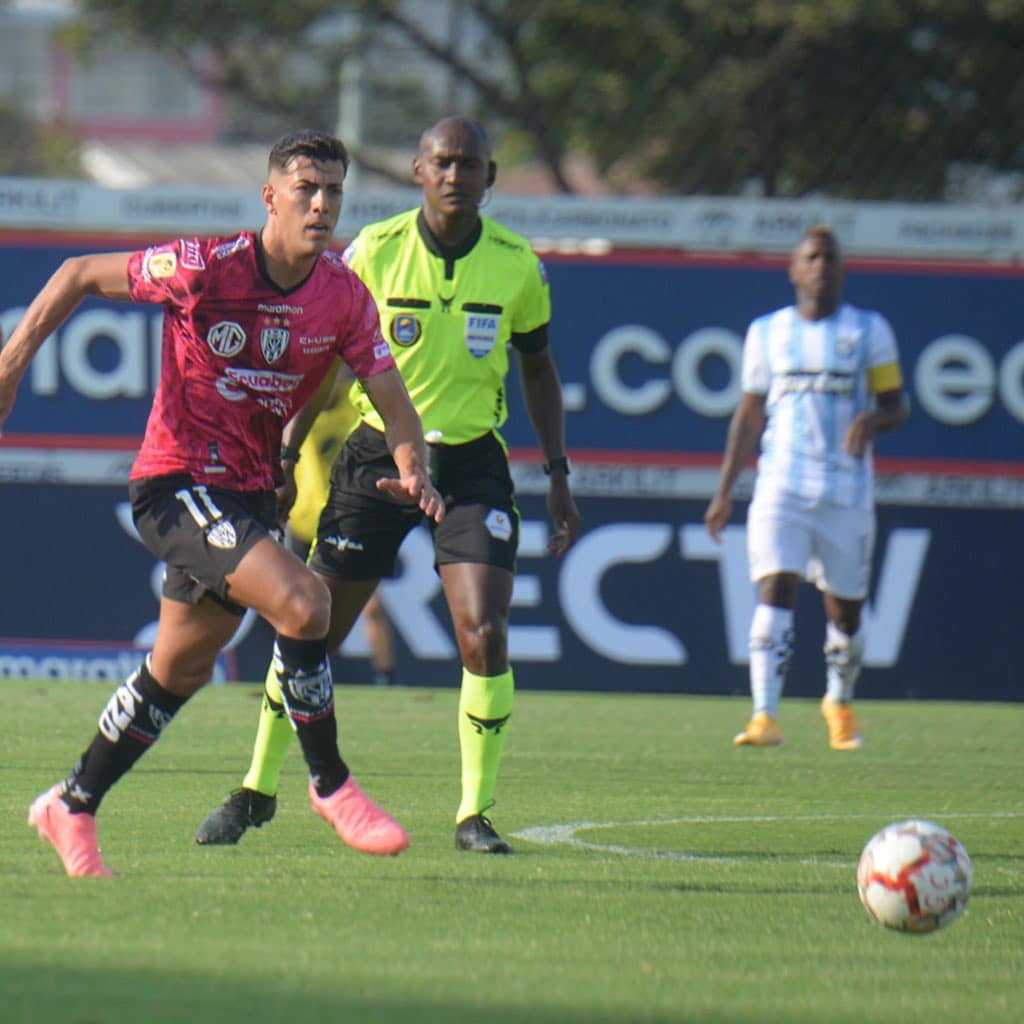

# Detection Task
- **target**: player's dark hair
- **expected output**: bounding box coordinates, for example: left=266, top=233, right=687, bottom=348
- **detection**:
left=800, top=224, right=839, bottom=248
left=268, top=130, right=349, bottom=174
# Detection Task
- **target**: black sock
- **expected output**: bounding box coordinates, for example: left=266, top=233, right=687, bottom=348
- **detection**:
left=274, top=635, right=349, bottom=796
left=61, top=659, right=186, bottom=814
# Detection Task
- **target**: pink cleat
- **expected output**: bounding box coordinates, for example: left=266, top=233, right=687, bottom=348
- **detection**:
left=308, top=777, right=409, bottom=856
left=28, top=786, right=113, bottom=877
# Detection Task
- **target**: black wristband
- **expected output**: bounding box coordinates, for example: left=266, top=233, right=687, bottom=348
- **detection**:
left=542, top=456, right=570, bottom=476
left=280, top=445, right=301, bottom=464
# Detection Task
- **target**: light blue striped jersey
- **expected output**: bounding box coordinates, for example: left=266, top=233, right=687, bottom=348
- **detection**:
left=742, top=302, right=901, bottom=509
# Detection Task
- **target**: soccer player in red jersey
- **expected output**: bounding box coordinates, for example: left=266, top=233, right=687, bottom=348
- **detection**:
left=0, top=130, right=442, bottom=876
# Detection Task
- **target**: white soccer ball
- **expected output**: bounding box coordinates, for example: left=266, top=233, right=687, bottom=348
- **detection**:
left=857, top=819, right=972, bottom=934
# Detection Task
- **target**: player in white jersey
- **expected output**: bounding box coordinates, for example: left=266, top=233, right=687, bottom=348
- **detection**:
left=705, top=226, right=908, bottom=750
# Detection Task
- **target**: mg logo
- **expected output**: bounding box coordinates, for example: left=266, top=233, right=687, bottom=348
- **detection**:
left=207, top=321, right=246, bottom=358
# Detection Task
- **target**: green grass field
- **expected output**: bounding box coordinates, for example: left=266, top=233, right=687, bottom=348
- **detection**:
left=2, top=681, right=1021, bottom=1023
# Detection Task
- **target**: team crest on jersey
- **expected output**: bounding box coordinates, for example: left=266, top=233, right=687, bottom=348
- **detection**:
left=465, top=313, right=499, bottom=358
left=390, top=314, right=422, bottom=347
left=207, top=321, right=246, bottom=358
left=206, top=521, right=237, bottom=550
left=261, top=327, right=290, bottom=364
left=144, top=248, right=177, bottom=280
left=836, top=331, right=859, bottom=358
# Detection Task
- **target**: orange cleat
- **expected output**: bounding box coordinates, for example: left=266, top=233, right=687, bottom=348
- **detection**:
left=733, top=711, right=784, bottom=747
left=821, top=696, right=864, bottom=750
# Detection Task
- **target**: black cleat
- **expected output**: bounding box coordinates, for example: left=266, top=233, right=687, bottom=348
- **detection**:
left=195, top=788, right=276, bottom=846
left=455, top=813, right=512, bottom=854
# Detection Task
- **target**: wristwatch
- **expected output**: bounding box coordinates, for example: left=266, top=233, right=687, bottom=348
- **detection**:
left=542, top=456, right=570, bottom=476
left=279, top=445, right=301, bottom=464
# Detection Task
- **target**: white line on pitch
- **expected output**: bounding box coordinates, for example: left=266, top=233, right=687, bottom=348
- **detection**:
left=511, top=811, right=1020, bottom=865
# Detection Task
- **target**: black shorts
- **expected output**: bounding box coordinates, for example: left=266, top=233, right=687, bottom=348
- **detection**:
left=130, top=474, right=278, bottom=616
left=309, top=423, right=519, bottom=581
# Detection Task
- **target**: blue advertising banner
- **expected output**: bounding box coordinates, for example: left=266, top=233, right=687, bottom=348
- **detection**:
left=2, top=238, right=1024, bottom=466
left=1, top=235, right=1021, bottom=699
left=0, top=484, right=1017, bottom=701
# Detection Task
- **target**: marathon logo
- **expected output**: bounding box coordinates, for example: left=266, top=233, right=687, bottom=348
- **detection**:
left=0, top=641, right=237, bottom=682
left=257, top=303, right=303, bottom=315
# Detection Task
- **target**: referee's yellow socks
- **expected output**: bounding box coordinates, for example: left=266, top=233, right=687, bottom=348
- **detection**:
left=456, top=667, right=514, bottom=823
left=242, top=660, right=294, bottom=797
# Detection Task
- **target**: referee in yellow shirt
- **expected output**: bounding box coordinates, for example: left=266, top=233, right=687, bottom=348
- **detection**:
left=196, top=115, right=580, bottom=853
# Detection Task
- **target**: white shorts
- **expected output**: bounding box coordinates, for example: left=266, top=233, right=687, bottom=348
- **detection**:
left=747, top=492, right=874, bottom=599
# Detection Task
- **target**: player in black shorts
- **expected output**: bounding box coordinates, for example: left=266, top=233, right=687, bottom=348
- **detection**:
left=196, top=116, right=580, bottom=854
left=1, top=130, right=443, bottom=876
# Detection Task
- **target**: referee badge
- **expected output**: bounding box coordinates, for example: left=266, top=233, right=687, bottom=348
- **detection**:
left=390, top=314, right=422, bottom=347
left=465, top=313, right=499, bottom=359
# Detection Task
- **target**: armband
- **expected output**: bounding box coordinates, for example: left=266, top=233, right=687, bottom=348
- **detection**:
left=280, top=445, right=301, bottom=465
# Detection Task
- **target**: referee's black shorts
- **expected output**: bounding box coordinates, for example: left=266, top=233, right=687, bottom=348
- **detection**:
left=308, top=423, right=519, bottom=581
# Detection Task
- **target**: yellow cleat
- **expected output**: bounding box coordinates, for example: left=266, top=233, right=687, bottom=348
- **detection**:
left=821, top=696, right=864, bottom=750
left=733, top=711, right=784, bottom=747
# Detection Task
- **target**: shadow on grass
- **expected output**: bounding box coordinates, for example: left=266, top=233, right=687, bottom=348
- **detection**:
left=0, top=963, right=694, bottom=1024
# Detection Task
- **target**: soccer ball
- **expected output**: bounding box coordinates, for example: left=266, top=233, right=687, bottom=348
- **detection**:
left=857, top=819, right=972, bottom=934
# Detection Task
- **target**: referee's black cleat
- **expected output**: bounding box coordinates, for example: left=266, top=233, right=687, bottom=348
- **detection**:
left=195, top=788, right=276, bottom=846
left=455, top=813, right=512, bottom=854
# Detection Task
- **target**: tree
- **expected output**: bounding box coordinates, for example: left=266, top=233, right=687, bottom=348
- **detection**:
left=73, top=0, right=1024, bottom=199
left=475, top=0, right=1024, bottom=199
left=0, top=105, right=81, bottom=178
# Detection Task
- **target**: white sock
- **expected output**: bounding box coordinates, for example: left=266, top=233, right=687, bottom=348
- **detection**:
left=824, top=622, right=864, bottom=703
left=749, top=604, right=794, bottom=717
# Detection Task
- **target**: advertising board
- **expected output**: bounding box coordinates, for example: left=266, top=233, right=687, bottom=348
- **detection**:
left=2, top=236, right=1020, bottom=699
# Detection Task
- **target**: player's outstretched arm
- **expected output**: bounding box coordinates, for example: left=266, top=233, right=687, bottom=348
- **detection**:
left=705, top=391, right=766, bottom=542
left=362, top=368, right=445, bottom=522
left=0, top=253, right=132, bottom=436
left=517, top=347, right=581, bottom=556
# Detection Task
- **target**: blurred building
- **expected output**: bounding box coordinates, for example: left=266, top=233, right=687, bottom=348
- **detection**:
left=1, top=3, right=214, bottom=135
left=0, top=0, right=489, bottom=190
